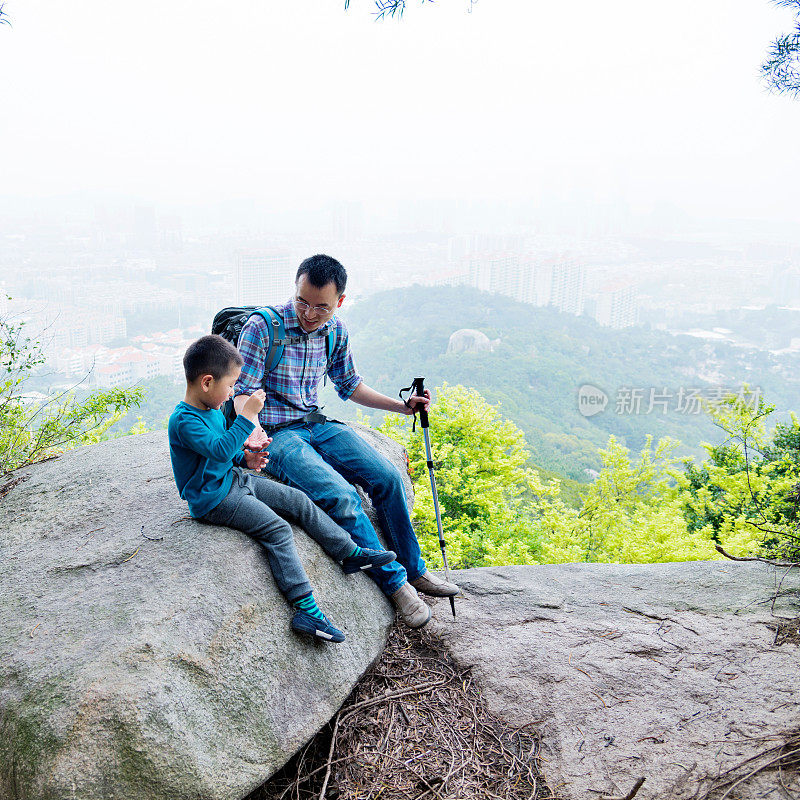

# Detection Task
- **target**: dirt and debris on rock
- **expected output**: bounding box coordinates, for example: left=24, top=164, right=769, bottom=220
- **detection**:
left=250, top=623, right=558, bottom=800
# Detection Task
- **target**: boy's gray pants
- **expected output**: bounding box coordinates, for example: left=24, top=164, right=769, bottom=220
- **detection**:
left=200, top=467, right=357, bottom=603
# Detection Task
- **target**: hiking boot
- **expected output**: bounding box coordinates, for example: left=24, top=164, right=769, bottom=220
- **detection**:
left=291, top=609, right=345, bottom=643
left=411, top=571, right=460, bottom=597
left=341, top=547, right=397, bottom=574
left=390, top=582, right=431, bottom=629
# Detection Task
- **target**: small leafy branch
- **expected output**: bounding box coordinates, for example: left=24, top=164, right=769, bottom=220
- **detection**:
left=763, top=32, right=800, bottom=97
left=374, top=0, right=412, bottom=20
left=342, top=0, right=414, bottom=19
left=1, top=299, right=144, bottom=478
left=344, top=1, right=477, bottom=21
left=679, top=389, right=800, bottom=566
left=763, top=0, right=800, bottom=96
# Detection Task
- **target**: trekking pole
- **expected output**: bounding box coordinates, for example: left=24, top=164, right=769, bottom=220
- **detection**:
left=400, top=377, right=456, bottom=619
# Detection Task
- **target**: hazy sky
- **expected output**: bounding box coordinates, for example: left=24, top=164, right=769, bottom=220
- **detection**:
left=2, top=0, right=800, bottom=230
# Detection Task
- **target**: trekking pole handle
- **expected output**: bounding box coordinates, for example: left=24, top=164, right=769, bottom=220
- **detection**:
left=410, top=377, right=429, bottom=428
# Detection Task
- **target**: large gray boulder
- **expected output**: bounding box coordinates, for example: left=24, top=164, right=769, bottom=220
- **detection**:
left=446, top=328, right=497, bottom=354
left=431, top=562, right=800, bottom=800
left=0, top=426, right=410, bottom=800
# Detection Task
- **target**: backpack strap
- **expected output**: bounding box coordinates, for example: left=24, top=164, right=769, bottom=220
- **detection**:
left=323, top=326, right=337, bottom=386
left=246, top=306, right=287, bottom=375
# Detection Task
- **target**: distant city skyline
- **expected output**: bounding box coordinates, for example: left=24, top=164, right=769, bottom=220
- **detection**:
left=4, top=1, right=800, bottom=386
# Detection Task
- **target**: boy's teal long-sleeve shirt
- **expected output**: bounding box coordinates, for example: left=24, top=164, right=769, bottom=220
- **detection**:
left=168, top=401, right=255, bottom=519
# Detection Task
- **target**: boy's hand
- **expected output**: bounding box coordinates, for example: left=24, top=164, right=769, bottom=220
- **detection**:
left=243, top=449, right=269, bottom=470
left=244, top=426, right=271, bottom=452
left=242, top=390, right=266, bottom=420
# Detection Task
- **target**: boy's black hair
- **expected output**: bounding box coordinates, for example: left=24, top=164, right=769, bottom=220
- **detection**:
left=183, top=334, right=243, bottom=382
left=296, top=254, right=347, bottom=295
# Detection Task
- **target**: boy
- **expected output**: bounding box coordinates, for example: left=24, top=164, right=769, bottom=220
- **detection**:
left=168, top=334, right=397, bottom=643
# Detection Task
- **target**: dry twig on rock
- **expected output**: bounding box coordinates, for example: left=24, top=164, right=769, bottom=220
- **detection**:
left=696, top=729, right=800, bottom=799
left=597, top=777, right=645, bottom=800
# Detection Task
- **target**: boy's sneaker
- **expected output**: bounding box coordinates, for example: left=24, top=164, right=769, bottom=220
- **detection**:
left=291, top=609, right=345, bottom=643
left=341, top=547, right=397, bottom=574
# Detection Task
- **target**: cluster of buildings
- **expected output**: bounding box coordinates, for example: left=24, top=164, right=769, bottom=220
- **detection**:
left=431, top=238, right=640, bottom=329
left=48, top=310, right=126, bottom=350
left=54, top=328, right=204, bottom=388
left=6, top=295, right=203, bottom=389
left=6, top=230, right=798, bottom=398
left=232, top=245, right=640, bottom=329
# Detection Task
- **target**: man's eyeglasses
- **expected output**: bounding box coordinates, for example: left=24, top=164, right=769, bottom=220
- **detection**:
left=294, top=299, right=333, bottom=316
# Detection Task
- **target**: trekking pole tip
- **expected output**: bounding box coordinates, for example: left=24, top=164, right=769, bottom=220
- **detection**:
left=449, top=596, right=456, bottom=619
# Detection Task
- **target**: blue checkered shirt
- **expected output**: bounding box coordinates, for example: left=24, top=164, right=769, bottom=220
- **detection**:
left=233, top=299, right=362, bottom=428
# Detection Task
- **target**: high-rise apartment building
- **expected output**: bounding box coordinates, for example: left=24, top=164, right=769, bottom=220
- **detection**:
left=455, top=248, right=587, bottom=316
left=487, top=254, right=521, bottom=298
left=548, top=260, right=586, bottom=316
left=591, top=281, right=638, bottom=328
left=235, top=252, right=292, bottom=306
left=466, top=256, right=491, bottom=293
left=525, top=262, right=551, bottom=307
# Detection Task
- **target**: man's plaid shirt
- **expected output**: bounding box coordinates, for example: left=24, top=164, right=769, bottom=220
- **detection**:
left=233, top=299, right=362, bottom=429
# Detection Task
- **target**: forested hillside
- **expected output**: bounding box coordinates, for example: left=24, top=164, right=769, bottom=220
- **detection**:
left=316, top=285, right=799, bottom=480
left=111, top=284, right=799, bottom=484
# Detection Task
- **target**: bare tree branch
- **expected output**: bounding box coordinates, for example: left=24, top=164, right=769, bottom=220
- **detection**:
left=715, top=543, right=798, bottom=568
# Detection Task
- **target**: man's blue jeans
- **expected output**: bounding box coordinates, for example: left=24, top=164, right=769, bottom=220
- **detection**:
left=264, top=420, right=426, bottom=596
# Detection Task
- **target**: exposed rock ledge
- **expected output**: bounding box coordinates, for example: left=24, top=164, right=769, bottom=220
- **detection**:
left=430, top=561, right=800, bottom=800
left=0, top=428, right=408, bottom=800
left=3, top=429, right=799, bottom=800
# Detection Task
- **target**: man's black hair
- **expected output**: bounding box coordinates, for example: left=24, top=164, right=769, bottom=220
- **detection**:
left=183, top=334, right=243, bottom=382
left=296, top=254, right=347, bottom=295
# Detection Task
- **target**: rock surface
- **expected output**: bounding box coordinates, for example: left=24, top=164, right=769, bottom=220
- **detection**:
left=446, top=328, right=497, bottom=354
left=0, top=426, right=409, bottom=800
left=430, top=561, right=800, bottom=800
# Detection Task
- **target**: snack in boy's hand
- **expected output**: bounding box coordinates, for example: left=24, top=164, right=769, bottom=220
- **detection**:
left=244, top=424, right=271, bottom=453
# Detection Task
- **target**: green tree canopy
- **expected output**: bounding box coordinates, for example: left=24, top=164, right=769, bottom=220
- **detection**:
left=378, top=384, right=723, bottom=569
left=540, top=435, right=717, bottom=564
left=676, top=391, right=800, bottom=563
left=378, top=384, right=564, bottom=568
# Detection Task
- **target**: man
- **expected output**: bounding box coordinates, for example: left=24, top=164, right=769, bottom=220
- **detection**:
left=233, top=254, right=459, bottom=628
